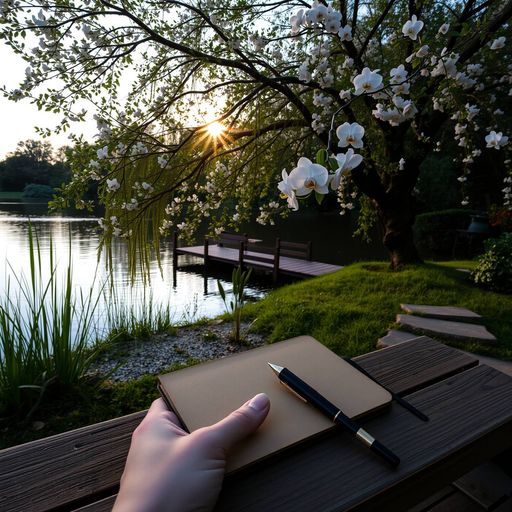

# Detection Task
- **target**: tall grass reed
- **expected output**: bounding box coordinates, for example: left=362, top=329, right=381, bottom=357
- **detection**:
left=0, top=226, right=101, bottom=415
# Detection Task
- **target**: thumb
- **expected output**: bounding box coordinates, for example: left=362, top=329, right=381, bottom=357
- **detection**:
left=208, top=393, right=270, bottom=452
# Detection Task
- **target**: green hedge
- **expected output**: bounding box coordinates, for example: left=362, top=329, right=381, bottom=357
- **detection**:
left=414, top=209, right=482, bottom=256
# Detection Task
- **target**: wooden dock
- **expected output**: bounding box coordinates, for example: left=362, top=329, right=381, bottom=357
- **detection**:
left=174, top=238, right=342, bottom=280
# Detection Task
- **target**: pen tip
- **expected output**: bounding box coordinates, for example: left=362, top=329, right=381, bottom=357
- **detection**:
left=268, top=362, right=284, bottom=375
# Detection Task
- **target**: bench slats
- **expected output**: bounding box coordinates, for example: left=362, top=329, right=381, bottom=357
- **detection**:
left=215, top=365, right=512, bottom=512
left=0, top=338, right=489, bottom=512
left=0, top=411, right=145, bottom=512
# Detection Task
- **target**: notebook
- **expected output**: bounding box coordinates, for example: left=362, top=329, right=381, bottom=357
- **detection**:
left=158, top=335, right=392, bottom=473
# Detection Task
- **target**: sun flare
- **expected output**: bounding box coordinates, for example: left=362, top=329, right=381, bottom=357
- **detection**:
left=206, top=121, right=226, bottom=138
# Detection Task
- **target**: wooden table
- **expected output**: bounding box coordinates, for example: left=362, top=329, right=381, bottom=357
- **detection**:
left=1, top=336, right=512, bottom=512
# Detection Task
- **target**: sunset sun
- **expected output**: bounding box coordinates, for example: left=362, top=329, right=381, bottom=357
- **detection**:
left=206, top=121, right=226, bottom=137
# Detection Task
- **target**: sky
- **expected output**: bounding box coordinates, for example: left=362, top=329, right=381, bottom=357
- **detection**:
left=0, top=42, right=95, bottom=159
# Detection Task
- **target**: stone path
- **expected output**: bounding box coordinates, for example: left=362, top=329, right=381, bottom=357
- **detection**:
left=378, top=305, right=511, bottom=377
left=396, top=314, right=497, bottom=343
left=400, top=303, right=482, bottom=321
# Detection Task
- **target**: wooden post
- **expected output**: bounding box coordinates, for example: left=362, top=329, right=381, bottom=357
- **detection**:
left=204, top=237, right=209, bottom=267
left=239, top=240, right=244, bottom=269
left=173, top=230, right=178, bottom=269
left=273, top=237, right=280, bottom=283
left=307, top=241, right=312, bottom=261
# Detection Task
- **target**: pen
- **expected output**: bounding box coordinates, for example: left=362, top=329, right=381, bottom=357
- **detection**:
left=268, top=362, right=400, bottom=468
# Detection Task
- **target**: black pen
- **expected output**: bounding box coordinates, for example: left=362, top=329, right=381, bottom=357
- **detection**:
left=268, top=362, right=400, bottom=468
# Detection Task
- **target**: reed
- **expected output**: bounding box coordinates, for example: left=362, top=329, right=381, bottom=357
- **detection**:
left=0, top=226, right=101, bottom=414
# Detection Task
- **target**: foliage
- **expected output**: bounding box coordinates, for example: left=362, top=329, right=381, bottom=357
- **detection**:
left=245, top=261, right=512, bottom=360
left=1, top=2, right=511, bottom=270
left=414, top=208, right=481, bottom=256
left=22, top=183, right=55, bottom=199
left=217, top=266, right=252, bottom=345
left=471, top=234, right=512, bottom=293
left=0, top=226, right=101, bottom=415
left=489, top=205, right=512, bottom=232
left=0, top=140, right=71, bottom=192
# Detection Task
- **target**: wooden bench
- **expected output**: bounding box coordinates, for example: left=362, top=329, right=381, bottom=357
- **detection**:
left=2, top=336, right=512, bottom=512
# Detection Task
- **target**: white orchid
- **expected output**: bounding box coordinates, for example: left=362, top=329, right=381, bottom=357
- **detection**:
left=402, top=15, right=424, bottom=40
left=288, top=157, right=329, bottom=196
left=490, top=37, right=506, bottom=50
left=485, top=131, right=509, bottom=149
left=390, top=64, right=408, bottom=83
left=336, top=122, right=365, bottom=148
left=438, top=23, right=450, bottom=35
left=97, top=146, right=108, bottom=160
left=353, top=67, right=383, bottom=95
left=106, top=178, right=120, bottom=192
left=278, top=169, right=299, bottom=210
left=330, top=149, right=363, bottom=190
left=338, top=25, right=352, bottom=41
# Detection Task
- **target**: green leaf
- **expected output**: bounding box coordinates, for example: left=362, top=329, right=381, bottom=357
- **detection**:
left=316, top=149, right=328, bottom=166
left=315, top=191, right=325, bottom=205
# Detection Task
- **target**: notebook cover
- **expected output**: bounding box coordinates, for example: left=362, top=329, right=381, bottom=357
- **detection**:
left=158, top=335, right=392, bottom=473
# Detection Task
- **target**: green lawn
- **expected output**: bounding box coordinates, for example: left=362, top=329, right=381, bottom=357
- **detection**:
left=245, top=261, right=512, bottom=360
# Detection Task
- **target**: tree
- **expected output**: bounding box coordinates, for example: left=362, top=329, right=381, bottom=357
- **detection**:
left=0, top=140, right=70, bottom=191
left=1, top=0, right=511, bottom=270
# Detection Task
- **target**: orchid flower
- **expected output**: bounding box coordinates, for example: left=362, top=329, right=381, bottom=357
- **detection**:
left=402, top=15, right=424, bottom=40
left=288, top=157, right=329, bottom=196
left=278, top=169, right=299, bottom=210
left=336, top=122, right=365, bottom=148
left=330, top=149, right=363, bottom=190
left=353, top=68, right=383, bottom=95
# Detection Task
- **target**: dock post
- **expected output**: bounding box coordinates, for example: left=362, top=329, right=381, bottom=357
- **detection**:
left=307, top=241, right=312, bottom=261
left=204, top=237, right=209, bottom=267
left=173, top=230, right=178, bottom=269
left=273, top=238, right=280, bottom=283
left=239, top=240, right=244, bottom=269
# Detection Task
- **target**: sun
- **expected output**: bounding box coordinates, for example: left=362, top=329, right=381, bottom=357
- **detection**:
left=206, top=121, right=226, bottom=138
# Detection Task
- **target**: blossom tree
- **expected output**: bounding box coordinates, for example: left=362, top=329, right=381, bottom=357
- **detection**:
left=1, top=0, right=511, bottom=270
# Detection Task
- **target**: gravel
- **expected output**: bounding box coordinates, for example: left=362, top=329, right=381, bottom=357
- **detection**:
left=89, top=321, right=267, bottom=382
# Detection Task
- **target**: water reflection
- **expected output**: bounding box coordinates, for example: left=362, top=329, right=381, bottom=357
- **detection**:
left=0, top=202, right=269, bottom=344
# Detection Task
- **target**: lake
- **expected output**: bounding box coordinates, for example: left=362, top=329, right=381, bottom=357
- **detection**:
left=0, top=200, right=387, bottom=342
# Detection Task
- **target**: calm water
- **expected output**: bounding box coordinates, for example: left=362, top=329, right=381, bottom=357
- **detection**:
left=0, top=200, right=386, bottom=342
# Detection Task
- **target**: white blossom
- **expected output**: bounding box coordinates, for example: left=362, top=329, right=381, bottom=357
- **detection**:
left=402, top=15, right=424, bottom=40
left=485, top=131, right=509, bottom=149
left=353, top=67, right=383, bottom=95
left=288, top=157, right=329, bottom=196
left=336, top=122, right=365, bottom=148
left=490, top=37, right=506, bottom=50
left=106, top=178, right=120, bottom=191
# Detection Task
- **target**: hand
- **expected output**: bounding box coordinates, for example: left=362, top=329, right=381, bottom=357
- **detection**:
left=113, top=393, right=271, bottom=512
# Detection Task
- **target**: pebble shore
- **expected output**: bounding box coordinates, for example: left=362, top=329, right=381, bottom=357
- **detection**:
left=89, top=321, right=267, bottom=382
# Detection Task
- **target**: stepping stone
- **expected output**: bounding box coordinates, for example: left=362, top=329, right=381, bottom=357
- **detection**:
left=453, top=462, right=512, bottom=510
left=396, top=314, right=497, bottom=343
left=400, top=304, right=482, bottom=322
left=377, top=329, right=419, bottom=348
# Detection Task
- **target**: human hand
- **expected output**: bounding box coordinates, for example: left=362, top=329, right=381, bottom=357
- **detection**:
left=113, top=393, right=271, bottom=512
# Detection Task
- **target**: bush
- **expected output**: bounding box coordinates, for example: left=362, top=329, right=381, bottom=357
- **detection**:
left=414, top=209, right=481, bottom=257
left=22, top=183, right=55, bottom=199
left=471, top=233, right=512, bottom=293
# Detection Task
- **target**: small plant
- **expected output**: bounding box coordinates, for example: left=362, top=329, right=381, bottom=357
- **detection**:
left=217, top=267, right=252, bottom=345
left=471, top=233, right=512, bottom=293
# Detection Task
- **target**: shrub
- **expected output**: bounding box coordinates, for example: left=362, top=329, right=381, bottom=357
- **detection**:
left=471, top=233, right=512, bottom=293
left=22, top=183, right=55, bottom=199
left=414, top=208, right=481, bottom=257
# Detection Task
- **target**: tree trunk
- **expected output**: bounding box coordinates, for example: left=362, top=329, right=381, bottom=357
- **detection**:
left=374, top=195, right=423, bottom=270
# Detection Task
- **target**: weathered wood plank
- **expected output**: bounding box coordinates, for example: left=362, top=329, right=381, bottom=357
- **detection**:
left=354, top=337, right=479, bottom=395
left=215, top=365, right=512, bottom=512
left=0, top=411, right=145, bottom=512
left=400, top=304, right=482, bottom=321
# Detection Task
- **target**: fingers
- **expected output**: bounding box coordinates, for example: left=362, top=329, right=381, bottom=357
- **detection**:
left=207, top=393, right=270, bottom=452
left=146, top=398, right=182, bottom=426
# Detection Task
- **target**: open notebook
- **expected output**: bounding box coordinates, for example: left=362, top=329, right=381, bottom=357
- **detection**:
left=158, top=335, right=392, bottom=473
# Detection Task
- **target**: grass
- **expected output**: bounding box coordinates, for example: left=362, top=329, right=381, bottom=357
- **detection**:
left=244, top=260, right=512, bottom=360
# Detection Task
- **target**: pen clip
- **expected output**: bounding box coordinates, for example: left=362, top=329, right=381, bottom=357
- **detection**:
left=280, top=380, right=308, bottom=403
